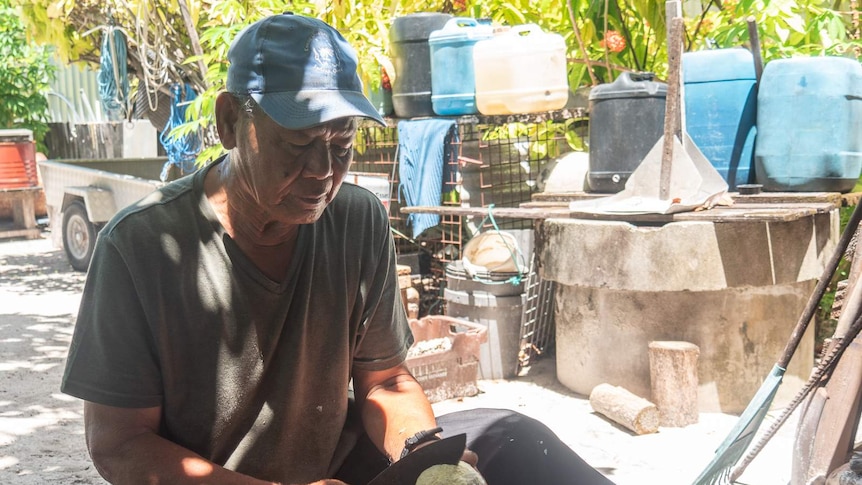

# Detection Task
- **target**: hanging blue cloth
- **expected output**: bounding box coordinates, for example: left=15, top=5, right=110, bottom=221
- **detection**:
left=397, top=119, right=459, bottom=238
left=159, top=83, right=201, bottom=181
left=98, top=26, right=130, bottom=119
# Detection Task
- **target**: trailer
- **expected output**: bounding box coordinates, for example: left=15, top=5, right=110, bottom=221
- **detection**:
left=39, top=158, right=392, bottom=272
left=38, top=157, right=171, bottom=271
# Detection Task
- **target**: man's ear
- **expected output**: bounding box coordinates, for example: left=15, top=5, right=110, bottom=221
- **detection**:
left=215, top=92, right=240, bottom=150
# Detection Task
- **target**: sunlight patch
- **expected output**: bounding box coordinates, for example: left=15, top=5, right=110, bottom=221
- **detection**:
left=0, top=455, right=19, bottom=469
left=136, top=191, right=165, bottom=207
left=160, top=234, right=182, bottom=264
left=0, top=361, right=30, bottom=372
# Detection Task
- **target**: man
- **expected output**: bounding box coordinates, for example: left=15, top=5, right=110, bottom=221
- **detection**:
left=61, top=13, right=613, bottom=485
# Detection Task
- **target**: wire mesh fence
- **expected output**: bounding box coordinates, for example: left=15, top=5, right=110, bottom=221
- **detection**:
left=351, top=112, right=585, bottom=366
left=352, top=113, right=587, bottom=268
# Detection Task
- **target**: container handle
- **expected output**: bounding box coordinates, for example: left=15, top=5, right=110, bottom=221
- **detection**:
left=443, top=17, right=478, bottom=30
left=628, top=72, right=656, bottom=83
left=508, top=23, right=542, bottom=37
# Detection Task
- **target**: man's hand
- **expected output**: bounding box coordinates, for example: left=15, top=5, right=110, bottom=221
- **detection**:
left=460, top=448, right=479, bottom=468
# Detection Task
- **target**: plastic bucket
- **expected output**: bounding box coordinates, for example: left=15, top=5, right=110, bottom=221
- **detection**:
left=0, top=129, right=37, bottom=189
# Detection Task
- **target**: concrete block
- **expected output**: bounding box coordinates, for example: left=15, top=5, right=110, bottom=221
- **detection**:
left=540, top=211, right=837, bottom=413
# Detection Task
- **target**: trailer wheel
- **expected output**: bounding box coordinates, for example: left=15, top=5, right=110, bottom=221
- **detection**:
left=62, top=201, right=96, bottom=272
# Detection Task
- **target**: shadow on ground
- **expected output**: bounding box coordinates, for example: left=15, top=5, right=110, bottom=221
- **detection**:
left=0, top=248, right=85, bottom=295
left=0, top=239, right=101, bottom=483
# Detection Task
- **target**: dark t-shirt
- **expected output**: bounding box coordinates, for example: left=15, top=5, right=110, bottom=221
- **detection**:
left=61, top=158, right=412, bottom=483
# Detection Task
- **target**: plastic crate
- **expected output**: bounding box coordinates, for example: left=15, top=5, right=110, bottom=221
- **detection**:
left=406, top=316, right=487, bottom=403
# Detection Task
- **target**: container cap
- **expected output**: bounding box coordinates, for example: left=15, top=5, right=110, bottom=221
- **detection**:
left=390, top=12, right=454, bottom=43
left=589, top=72, right=667, bottom=101
left=429, top=17, right=494, bottom=44
left=682, top=48, right=757, bottom=83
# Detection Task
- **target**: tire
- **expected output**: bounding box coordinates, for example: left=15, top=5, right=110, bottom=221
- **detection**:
left=62, top=200, right=97, bottom=272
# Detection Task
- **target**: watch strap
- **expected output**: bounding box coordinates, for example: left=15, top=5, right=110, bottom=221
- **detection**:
left=400, top=426, right=443, bottom=459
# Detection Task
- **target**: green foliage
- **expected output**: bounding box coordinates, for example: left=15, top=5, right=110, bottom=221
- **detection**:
left=482, top=119, right=588, bottom=160
left=0, top=0, right=55, bottom=153
left=688, top=0, right=862, bottom=62
left=815, top=204, right=856, bottom=351
left=15, top=0, right=862, bottom=162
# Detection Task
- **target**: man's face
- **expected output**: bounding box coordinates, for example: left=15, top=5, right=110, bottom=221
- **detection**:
left=231, top=109, right=357, bottom=227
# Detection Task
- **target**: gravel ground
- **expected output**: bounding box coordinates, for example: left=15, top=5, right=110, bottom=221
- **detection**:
left=0, top=234, right=799, bottom=484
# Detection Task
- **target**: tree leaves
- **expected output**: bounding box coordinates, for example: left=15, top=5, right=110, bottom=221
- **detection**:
left=0, top=2, right=55, bottom=149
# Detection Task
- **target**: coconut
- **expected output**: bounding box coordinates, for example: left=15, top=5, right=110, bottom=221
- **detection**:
left=415, top=461, right=487, bottom=485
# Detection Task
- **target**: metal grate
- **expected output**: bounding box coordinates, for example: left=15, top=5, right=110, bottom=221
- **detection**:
left=518, top=251, right=556, bottom=370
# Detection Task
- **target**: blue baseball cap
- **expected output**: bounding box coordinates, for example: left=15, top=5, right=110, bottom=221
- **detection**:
left=226, top=13, right=386, bottom=129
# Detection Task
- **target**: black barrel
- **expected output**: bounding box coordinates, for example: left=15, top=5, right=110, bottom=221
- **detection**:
left=587, top=72, right=667, bottom=193
left=389, top=12, right=452, bottom=118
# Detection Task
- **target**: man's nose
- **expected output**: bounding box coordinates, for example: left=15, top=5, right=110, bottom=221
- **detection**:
left=302, top=140, right=334, bottom=179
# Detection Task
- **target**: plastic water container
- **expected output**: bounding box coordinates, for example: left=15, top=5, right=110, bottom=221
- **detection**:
left=587, top=72, right=667, bottom=193
left=429, top=18, right=493, bottom=116
left=755, top=57, right=862, bottom=192
left=683, top=48, right=758, bottom=190
left=390, top=12, right=453, bottom=118
left=473, top=24, right=568, bottom=115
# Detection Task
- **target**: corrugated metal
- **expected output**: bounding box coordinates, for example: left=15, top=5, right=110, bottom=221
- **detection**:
left=47, top=58, right=103, bottom=123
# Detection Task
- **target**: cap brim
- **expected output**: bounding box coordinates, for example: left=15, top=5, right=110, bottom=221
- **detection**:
left=252, top=90, right=387, bottom=130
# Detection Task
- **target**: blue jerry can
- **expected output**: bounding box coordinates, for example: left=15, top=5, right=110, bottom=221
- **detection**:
left=683, top=48, right=758, bottom=190
left=755, top=56, right=862, bottom=193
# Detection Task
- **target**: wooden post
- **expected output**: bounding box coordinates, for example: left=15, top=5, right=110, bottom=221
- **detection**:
left=589, top=383, right=660, bottom=435
left=648, top=341, right=700, bottom=427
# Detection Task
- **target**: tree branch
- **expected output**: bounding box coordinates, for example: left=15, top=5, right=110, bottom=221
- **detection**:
left=566, top=0, right=599, bottom=86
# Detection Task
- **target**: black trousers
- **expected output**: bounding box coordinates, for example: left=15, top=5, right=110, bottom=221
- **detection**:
left=334, top=408, right=615, bottom=485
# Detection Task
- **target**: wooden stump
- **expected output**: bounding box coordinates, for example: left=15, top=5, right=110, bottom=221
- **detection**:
left=648, top=341, right=700, bottom=427
left=589, top=383, right=659, bottom=435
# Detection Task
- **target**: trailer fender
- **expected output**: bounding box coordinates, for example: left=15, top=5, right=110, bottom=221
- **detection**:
left=61, top=187, right=116, bottom=224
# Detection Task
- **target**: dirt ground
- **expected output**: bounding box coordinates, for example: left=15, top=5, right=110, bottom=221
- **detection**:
left=0, top=237, right=98, bottom=484
left=0, top=235, right=800, bottom=484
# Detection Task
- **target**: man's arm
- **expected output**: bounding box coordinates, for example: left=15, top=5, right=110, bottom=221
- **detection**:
left=351, top=363, right=439, bottom=462
left=84, top=402, right=345, bottom=485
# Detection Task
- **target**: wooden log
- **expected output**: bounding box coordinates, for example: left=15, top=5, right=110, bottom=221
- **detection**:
left=589, top=383, right=659, bottom=435
left=648, top=341, right=700, bottom=427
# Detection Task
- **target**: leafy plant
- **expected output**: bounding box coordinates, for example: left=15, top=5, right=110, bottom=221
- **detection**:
left=15, top=0, right=862, bottom=162
left=0, top=0, right=56, bottom=153
left=687, top=0, right=862, bottom=61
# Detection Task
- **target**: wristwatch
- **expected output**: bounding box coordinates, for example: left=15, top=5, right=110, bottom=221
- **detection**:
left=400, top=426, right=443, bottom=459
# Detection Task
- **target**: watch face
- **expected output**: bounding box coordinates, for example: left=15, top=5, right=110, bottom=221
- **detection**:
left=369, top=433, right=466, bottom=485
